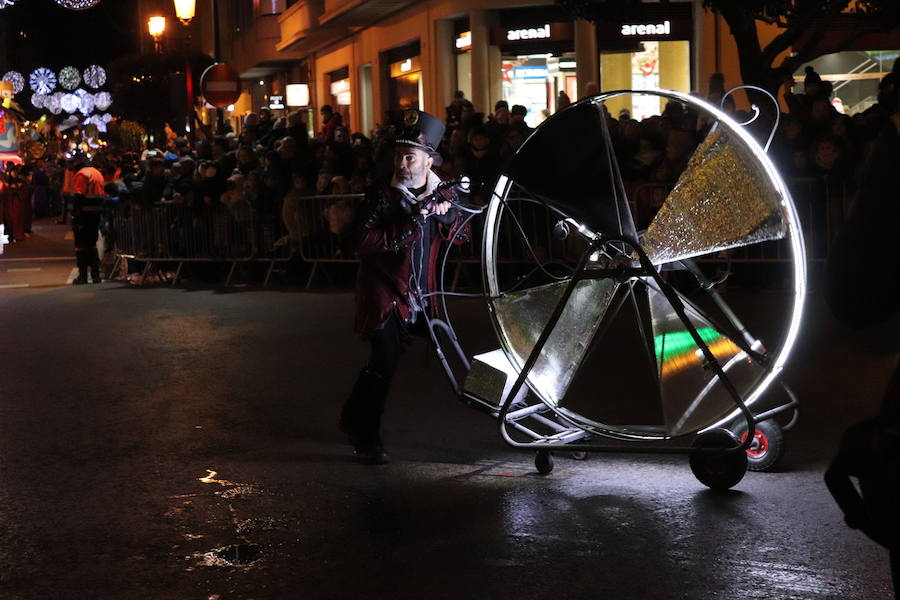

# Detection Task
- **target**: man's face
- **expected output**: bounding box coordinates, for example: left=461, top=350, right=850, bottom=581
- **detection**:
left=394, top=146, right=432, bottom=188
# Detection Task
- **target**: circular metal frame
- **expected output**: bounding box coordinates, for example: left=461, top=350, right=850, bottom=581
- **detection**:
left=483, top=89, right=806, bottom=441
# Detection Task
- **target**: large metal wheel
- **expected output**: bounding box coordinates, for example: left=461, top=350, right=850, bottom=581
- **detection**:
left=482, top=90, right=806, bottom=443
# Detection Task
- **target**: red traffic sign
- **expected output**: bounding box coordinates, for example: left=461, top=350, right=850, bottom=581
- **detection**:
left=200, top=63, right=241, bottom=108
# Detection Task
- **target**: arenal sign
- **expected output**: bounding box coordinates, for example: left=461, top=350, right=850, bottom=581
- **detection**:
left=595, top=3, right=693, bottom=49
left=621, top=21, right=671, bottom=36
left=493, top=22, right=574, bottom=45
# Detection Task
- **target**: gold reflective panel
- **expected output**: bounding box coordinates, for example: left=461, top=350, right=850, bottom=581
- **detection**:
left=492, top=278, right=618, bottom=406
left=641, top=128, right=787, bottom=265
left=648, top=284, right=765, bottom=436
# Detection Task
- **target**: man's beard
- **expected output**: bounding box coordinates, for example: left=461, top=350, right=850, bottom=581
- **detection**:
left=396, top=167, right=417, bottom=185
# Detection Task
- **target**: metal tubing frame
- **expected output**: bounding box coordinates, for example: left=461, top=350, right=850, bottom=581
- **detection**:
left=494, top=234, right=758, bottom=455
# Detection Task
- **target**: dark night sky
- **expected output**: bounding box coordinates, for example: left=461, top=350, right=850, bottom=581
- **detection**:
left=1, top=0, right=141, bottom=75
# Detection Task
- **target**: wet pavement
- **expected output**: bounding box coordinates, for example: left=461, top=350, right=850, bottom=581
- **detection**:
left=0, top=262, right=898, bottom=599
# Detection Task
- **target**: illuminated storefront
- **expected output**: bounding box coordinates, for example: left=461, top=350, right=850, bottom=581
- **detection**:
left=326, top=66, right=351, bottom=128
left=596, top=3, right=694, bottom=120
left=792, top=49, right=898, bottom=115
left=384, top=41, right=423, bottom=112
left=494, top=17, right=577, bottom=128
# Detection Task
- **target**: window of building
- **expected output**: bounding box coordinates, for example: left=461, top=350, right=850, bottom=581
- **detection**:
left=795, top=50, right=898, bottom=115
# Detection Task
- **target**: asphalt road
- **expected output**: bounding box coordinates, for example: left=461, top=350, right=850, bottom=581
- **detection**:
left=0, top=226, right=898, bottom=599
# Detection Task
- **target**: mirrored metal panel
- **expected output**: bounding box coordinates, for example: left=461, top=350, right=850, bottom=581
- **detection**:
left=503, top=100, right=637, bottom=240
left=641, top=128, right=787, bottom=265
left=492, top=278, right=618, bottom=406
left=648, top=283, right=766, bottom=436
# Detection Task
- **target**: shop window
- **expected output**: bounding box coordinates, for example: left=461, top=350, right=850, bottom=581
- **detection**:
left=795, top=50, right=898, bottom=115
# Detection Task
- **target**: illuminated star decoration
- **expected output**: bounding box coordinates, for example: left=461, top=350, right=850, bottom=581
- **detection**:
left=0, top=0, right=19, bottom=8
left=2, top=71, right=24, bottom=95
left=0, top=224, right=9, bottom=255
left=30, top=68, right=57, bottom=95
left=59, top=66, right=81, bottom=90
left=83, top=65, right=106, bottom=89
left=54, top=0, right=101, bottom=8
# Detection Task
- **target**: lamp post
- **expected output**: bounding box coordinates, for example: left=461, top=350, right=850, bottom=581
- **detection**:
left=174, top=0, right=196, bottom=26
left=173, top=0, right=225, bottom=134
left=148, top=16, right=166, bottom=54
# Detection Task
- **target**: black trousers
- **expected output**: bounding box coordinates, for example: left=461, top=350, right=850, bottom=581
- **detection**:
left=342, top=313, right=411, bottom=448
left=367, top=312, right=409, bottom=383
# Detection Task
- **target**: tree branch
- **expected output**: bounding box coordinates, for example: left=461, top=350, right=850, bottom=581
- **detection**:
left=761, top=1, right=850, bottom=66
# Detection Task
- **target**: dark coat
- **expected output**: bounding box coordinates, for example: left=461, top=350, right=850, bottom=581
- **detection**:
left=354, top=175, right=469, bottom=338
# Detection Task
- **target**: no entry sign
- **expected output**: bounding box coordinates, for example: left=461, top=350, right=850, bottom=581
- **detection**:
left=200, top=63, right=241, bottom=109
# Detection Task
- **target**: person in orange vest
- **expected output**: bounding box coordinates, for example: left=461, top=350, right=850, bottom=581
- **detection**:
left=71, top=157, right=106, bottom=284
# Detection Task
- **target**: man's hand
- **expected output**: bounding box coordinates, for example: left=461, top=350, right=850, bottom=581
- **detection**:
left=421, top=200, right=452, bottom=216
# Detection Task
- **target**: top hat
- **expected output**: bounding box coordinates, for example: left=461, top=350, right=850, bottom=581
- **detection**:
left=395, top=109, right=445, bottom=165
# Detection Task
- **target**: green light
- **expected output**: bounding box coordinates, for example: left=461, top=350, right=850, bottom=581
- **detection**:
left=654, top=326, right=723, bottom=363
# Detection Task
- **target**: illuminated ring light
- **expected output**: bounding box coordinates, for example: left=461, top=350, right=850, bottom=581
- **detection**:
left=484, top=89, right=806, bottom=442
left=54, top=0, right=101, bottom=9
left=59, top=66, right=81, bottom=90
left=29, top=68, right=57, bottom=95
left=83, top=65, right=106, bottom=89
left=0, top=0, right=19, bottom=8
left=2, top=71, right=25, bottom=95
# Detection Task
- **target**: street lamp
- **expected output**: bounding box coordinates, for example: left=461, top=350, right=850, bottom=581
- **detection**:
left=174, top=0, right=196, bottom=26
left=148, top=16, right=167, bottom=54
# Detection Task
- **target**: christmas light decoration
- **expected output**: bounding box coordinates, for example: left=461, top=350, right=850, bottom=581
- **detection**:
left=0, top=0, right=19, bottom=9
left=54, top=0, right=101, bottom=9
left=83, top=65, right=106, bottom=89
left=46, top=94, right=62, bottom=115
left=94, top=91, right=112, bottom=111
left=61, top=93, right=80, bottom=113
left=59, top=66, right=81, bottom=90
left=2, top=71, right=24, bottom=95
left=78, top=93, right=95, bottom=115
left=32, top=93, right=48, bottom=109
left=29, top=68, right=57, bottom=95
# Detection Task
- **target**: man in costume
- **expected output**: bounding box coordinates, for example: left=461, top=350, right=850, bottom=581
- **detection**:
left=340, top=110, right=468, bottom=465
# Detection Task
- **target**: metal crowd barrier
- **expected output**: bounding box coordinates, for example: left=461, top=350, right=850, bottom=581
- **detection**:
left=289, top=193, right=366, bottom=288
left=108, top=179, right=854, bottom=290
left=108, top=201, right=290, bottom=286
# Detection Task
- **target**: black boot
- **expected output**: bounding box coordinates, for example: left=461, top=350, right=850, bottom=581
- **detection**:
left=339, top=368, right=390, bottom=465
left=73, top=250, right=89, bottom=285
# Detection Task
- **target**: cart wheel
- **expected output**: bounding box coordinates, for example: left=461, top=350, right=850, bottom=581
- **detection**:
left=732, top=420, right=784, bottom=472
left=483, top=90, right=806, bottom=446
left=689, top=428, right=747, bottom=490
left=535, top=450, right=554, bottom=475
left=570, top=451, right=587, bottom=461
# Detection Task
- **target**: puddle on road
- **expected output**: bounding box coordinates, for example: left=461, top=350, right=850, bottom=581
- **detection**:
left=192, top=544, right=266, bottom=568
left=198, top=469, right=264, bottom=498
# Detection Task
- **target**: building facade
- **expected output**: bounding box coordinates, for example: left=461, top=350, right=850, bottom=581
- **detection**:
left=217, top=0, right=899, bottom=135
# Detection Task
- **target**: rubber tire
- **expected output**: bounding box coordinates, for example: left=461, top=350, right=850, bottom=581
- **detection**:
left=731, top=420, right=784, bottom=472
left=689, top=428, right=748, bottom=490
left=535, top=450, right=554, bottom=475
left=570, top=451, right=587, bottom=461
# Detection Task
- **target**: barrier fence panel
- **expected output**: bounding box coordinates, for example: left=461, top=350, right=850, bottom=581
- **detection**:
left=291, top=193, right=365, bottom=288
left=107, top=179, right=854, bottom=289
left=108, top=201, right=288, bottom=286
